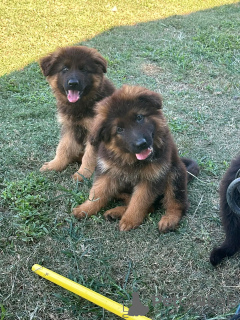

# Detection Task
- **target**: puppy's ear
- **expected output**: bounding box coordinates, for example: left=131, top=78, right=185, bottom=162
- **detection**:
left=90, top=118, right=105, bottom=147
left=94, top=54, right=107, bottom=73
left=90, top=115, right=111, bottom=147
left=138, top=91, right=163, bottom=109
left=39, top=53, right=58, bottom=77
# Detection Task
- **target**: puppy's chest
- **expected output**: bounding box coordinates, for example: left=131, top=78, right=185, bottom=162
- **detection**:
left=59, top=116, right=92, bottom=144
left=96, top=157, right=163, bottom=185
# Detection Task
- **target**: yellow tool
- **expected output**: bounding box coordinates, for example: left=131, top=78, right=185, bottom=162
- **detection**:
left=32, top=264, right=151, bottom=319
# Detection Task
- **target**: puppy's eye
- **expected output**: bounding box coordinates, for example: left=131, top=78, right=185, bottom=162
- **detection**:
left=79, top=66, right=87, bottom=72
left=117, top=127, right=124, bottom=134
left=136, top=114, right=144, bottom=123
left=62, top=66, right=69, bottom=73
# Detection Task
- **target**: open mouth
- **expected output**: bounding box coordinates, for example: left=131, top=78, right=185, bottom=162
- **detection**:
left=67, top=90, right=81, bottom=103
left=135, top=147, right=153, bottom=160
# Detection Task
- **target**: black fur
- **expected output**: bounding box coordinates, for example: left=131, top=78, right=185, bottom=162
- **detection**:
left=181, top=157, right=200, bottom=182
left=210, top=155, right=240, bottom=266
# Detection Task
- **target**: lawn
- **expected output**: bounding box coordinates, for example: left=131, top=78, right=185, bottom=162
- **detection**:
left=0, top=0, right=239, bottom=76
left=0, top=1, right=240, bottom=319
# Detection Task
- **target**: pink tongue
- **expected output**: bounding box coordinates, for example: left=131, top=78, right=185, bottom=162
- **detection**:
left=136, top=148, right=152, bottom=160
left=67, top=90, right=80, bottom=103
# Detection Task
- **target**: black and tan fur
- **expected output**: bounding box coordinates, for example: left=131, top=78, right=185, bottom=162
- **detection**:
left=39, top=46, right=115, bottom=180
left=73, top=85, right=199, bottom=232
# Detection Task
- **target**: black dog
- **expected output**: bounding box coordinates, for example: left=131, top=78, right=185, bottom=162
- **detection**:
left=210, top=155, right=240, bottom=266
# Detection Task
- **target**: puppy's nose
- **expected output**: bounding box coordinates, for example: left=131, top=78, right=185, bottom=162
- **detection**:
left=68, top=79, right=79, bottom=88
left=135, top=138, right=148, bottom=151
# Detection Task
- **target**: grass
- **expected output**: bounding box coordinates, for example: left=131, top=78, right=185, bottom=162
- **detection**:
left=1, top=1, right=240, bottom=320
left=0, top=0, right=239, bottom=76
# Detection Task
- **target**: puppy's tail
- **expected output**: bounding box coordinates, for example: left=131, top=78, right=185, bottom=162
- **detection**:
left=210, top=157, right=240, bottom=266
left=181, top=157, right=200, bottom=183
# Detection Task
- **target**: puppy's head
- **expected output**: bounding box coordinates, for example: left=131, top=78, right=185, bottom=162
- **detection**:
left=91, top=85, right=165, bottom=161
left=39, top=46, right=107, bottom=103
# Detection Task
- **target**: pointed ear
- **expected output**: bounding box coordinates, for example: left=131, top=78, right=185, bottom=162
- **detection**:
left=94, top=54, right=107, bottom=73
left=138, top=91, right=162, bottom=109
left=39, top=53, right=58, bottom=77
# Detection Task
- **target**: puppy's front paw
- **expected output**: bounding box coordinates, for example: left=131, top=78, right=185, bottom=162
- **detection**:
left=40, top=162, right=51, bottom=172
left=119, top=217, right=142, bottom=231
left=40, top=160, right=65, bottom=172
left=73, top=166, right=93, bottom=181
left=158, top=215, right=180, bottom=233
left=72, top=205, right=89, bottom=219
left=72, top=171, right=84, bottom=182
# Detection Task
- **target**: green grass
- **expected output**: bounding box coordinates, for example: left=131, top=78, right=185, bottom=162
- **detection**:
left=0, top=0, right=239, bottom=76
left=1, top=1, right=240, bottom=320
left=1, top=173, right=52, bottom=241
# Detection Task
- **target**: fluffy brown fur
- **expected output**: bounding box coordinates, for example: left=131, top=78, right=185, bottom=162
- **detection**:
left=73, top=85, right=199, bottom=232
left=39, top=46, right=115, bottom=180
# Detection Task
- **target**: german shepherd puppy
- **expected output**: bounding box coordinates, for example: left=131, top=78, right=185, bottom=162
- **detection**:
left=210, top=155, right=240, bottom=265
left=73, top=85, right=199, bottom=232
left=39, top=46, right=115, bottom=180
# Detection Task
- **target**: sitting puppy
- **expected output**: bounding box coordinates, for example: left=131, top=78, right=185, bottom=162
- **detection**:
left=73, top=85, right=199, bottom=232
left=39, top=46, right=115, bottom=180
left=210, top=154, right=240, bottom=266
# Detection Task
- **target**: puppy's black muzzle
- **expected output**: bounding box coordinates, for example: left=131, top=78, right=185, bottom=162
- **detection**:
left=68, top=79, right=80, bottom=89
left=134, top=138, right=149, bottom=153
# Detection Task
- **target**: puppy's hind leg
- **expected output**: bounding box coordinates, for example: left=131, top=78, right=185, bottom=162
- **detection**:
left=104, top=193, right=131, bottom=221
left=104, top=206, right=128, bottom=221
left=159, top=167, right=188, bottom=232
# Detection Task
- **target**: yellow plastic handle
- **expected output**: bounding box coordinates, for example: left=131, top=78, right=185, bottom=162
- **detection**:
left=32, top=264, right=151, bottom=320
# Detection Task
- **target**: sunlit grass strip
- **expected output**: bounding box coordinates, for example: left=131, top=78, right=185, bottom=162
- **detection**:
left=0, top=0, right=238, bottom=75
